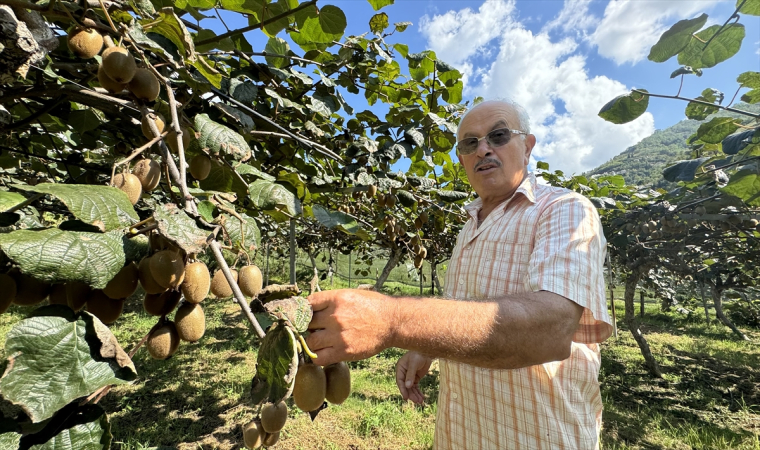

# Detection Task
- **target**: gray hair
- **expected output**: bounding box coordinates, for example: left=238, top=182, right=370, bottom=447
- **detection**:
left=459, top=98, right=531, bottom=135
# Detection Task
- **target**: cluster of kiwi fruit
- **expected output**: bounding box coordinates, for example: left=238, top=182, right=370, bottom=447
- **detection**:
left=410, top=235, right=427, bottom=269
left=112, top=155, right=161, bottom=206
left=241, top=361, right=351, bottom=449
left=209, top=264, right=263, bottom=299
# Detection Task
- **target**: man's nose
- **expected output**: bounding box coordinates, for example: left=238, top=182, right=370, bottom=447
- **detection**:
left=475, top=138, right=492, bottom=157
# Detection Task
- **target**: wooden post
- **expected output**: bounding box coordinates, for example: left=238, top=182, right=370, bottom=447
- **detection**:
left=606, top=251, right=618, bottom=338
left=419, top=268, right=423, bottom=295
left=289, top=219, right=296, bottom=284
left=265, top=243, right=270, bottom=286
left=348, top=252, right=351, bottom=288
left=640, top=291, right=645, bottom=318
left=700, top=282, right=711, bottom=324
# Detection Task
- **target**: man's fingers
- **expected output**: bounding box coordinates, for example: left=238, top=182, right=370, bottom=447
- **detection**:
left=306, top=290, right=334, bottom=312
left=311, top=347, right=338, bottom=367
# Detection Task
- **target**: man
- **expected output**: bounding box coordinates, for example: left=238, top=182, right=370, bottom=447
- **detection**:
left=306, top=99, right=613, bottom=449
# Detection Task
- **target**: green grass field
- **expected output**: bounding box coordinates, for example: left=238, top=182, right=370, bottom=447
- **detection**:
left=0, top=277, right=758, bottom=449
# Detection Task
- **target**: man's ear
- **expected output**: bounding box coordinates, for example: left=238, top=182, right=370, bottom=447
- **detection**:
left=524, top=134, right=536, bottom=165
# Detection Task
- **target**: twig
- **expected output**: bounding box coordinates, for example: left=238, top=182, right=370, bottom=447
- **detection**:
left=112, top=130, right=169, bottom=181
left=703, top=0, right=746, bottom=50
left=96, top=0, right=118, bottom=34
left=632, top=89, right=760, bottom=119
left=5, top=193, right=44, bottom=213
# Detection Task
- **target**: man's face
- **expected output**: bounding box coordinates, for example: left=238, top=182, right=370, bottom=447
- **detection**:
left=456, top=102, right=535, bottom=203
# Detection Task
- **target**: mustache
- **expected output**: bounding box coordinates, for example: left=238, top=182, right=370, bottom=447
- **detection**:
left=474, top=158, right=502, bottom=170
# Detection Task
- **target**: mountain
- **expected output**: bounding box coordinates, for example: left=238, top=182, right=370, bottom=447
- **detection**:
left=586, top=102, right=760, bottom=188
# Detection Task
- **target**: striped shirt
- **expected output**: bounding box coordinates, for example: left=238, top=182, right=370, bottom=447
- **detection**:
left=436, top=172, right=613, bottom=450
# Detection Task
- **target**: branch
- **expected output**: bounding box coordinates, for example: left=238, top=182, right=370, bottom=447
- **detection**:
left=702, top=0, right=746, bottom=50
left=632, top=89, right=760, bottom=119
left=194, top=0, right=317, bottom=47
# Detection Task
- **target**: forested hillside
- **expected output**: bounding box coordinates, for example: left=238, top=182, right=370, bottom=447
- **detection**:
left=587, top=102, right=760, bottom=188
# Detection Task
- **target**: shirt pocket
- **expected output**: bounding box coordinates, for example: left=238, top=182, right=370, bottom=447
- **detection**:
left=473, top=239, right=533, bottom=298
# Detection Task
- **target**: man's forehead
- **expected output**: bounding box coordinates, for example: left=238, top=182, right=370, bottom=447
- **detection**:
left=459, top=117, right=511, bottom=138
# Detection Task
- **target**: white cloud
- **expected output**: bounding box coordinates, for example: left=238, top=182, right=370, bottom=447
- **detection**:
left=543, top=0, right=599, bottom=37
left=590, top=0, right=723, bottom=65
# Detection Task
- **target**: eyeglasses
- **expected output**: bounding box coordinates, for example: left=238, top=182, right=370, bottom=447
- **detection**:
left=456, top=128, right=526, bottom=155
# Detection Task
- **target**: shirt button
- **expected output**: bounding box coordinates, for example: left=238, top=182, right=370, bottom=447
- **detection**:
left=459, top=279, right=464, bottom=285
left=451, top=393, right=458, bottom=400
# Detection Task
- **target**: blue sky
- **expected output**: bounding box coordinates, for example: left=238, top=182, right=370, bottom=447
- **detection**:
left=215, top=0, right=759, bottom=175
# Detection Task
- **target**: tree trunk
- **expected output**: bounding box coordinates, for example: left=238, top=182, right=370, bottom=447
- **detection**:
left=624, top=272, right=662, bottom=377
left=432, top=262, right=443, bottom=296
left=700, top=282, right=711, bottom=324
left=419, top=268, right=423, bottom=295
left=327, top=249, right=334, bottom=288
left=711, top=285, right=750, bottom=341
left=307, top=250, right=321, bottom=294
left=289, top=219, right=296, bottom=285
left=639, top=290, right=645, bottom=317
left=375, top=248, right=402, bottom=291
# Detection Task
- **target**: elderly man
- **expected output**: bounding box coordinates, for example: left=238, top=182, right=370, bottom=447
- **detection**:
left=306, top=99, right=613, bottom=449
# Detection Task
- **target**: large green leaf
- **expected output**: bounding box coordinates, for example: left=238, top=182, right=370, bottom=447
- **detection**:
left=369, top=12, right=389, bottom=34
left=69, top=110, right=102, bottom=135
left=721, top=169, right=760, bottom=206
left=741, top=89, right=760, bottom=104
left=153, top=204, right=210, bottom=255
left=647, top=13, right=707, bottom=62
left=0, top=191, right=27, bottom=212
left=140, top=9, right=195, bottom=61
left=28, top=404, right=111, bottom=450
left=696, top=117, right=739, bottom=144
left=17, top=184, right=138, bottom=232
left=598, top=89, right=649, bottom=124
left=311, top=204, right=364, bottom=236
left=198, top=160, right=250, bottom=201
left=264, top=37, right=290, bottom=69
left=0, top=229, right=125, bottom=288
left=662, top=157, right=710, bottom=182
left=248, top=179, right=302, bottom=216
left=226, top=213, right=260, bottom=253
left=738, top=0, right=760, bottom=15
left=737, top=71, right=760, bottom=89
left=367, top=0, right=393, bottom=10
left=677, top=24, right=745, bottom=69
left=293, top=5, right=346, bottom=44
left=0, top=306, right=136, bottom=423
left=264, top=297, right=312, bottom=333
left=220, top=0, right=265, bottom=15
left=194, top=114, right=252, bottom=161
left=250, top=322, right=298, bottom=405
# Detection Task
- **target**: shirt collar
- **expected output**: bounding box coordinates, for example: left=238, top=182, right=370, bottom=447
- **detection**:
left=464, top=172, right=537, bottom=221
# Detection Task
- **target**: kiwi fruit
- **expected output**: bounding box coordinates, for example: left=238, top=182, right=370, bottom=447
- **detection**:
left=167, top=127, right=192, bottom=154
left=293, top=363, right=326, bottom=412
left=386, top=194, right=397, bottom=208
left=174, top=302, right=205, bottom=342
left=66, top=281, right=92, bottom=312
left=414, top=255, right=424, bottom=269
left=260, top=401, right=287, bottom=433
left=143, top=290, right=181, bottom=316
left=238, top=265, right=263, bottom=298
left=146, top=321, right=180, bottom=360
left=324, top=362, right=351, bottom=405
left=242, top=419, right=264, bottom=450
left=128, top=68, right=160, bottom=102
left=141, top=114, right=165, bottom=139
left=368, top=185, right=377, bottom=197
left=133, top=159, right=161, bottom=191
left=262, top=431, right=280, bottom=447
left=0, top=274, right=17, bottom=314
left=189, top=154, right=212, bottom=181
left=97, top=64, right=126, bottom=93
left=113, top=173, right=142, bottom=205
left=48, top=284, right=68, bottom=306
left=67, top=28, right=103, bottom=59
left=138, top=256, right=167, bottom=295
left=181, top=261, right=210, bottom=304
left=12, top=272, right=51, bottom=306
left=419, top=211, right=429, bottom=224
left=149, top=249, right=185, bottom=289
left=417, top=246, right=427, bottom=258
left=86, top=290, right=125, bottom=325
left=102, top=46, right=136, bottom=84
left=103, top=262, right=139, bottom=299
left=210, top=269, right=238, bottom=298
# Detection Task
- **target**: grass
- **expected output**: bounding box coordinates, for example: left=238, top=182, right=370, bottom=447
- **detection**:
left=0, top=282, right=758, bottom=449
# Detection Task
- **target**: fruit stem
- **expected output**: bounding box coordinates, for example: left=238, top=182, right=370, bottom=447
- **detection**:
left=297, top=333, right=318, bottom=360
left=96, top=0, right=118, bottom=34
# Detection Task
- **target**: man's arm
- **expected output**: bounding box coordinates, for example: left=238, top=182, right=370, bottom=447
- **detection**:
left=306, top=288, right=583, bottom=369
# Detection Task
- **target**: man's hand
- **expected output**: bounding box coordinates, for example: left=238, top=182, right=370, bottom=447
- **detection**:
left=396, top=351, right=433, bottom=405
left=306, top=289, right=398, bottom=366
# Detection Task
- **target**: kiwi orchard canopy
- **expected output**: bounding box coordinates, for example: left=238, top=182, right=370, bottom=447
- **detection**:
left=0, top=0, right=472, bottom=447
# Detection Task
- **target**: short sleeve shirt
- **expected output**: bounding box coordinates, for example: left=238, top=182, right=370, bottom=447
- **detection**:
left=436, top=172, right=613, bottom=450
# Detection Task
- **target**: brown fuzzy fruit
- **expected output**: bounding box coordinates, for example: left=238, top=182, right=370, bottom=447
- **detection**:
left=0, top=274, right=17, bottom=313
left=146, top=321, right=180, bottom=360
left=242, top=420, right=264, bottom=450
left=324, top=361, right=351, bottom=405
left=138, top=257, right=167, bottom=295
left=48, top=284, right=68, bottom=306
left=133, top=159, right=161, bottom=191
left=66, top=281, right=91, bottom=312
left=238, top=265, right=263, bottom=298
left=293, top=363, right=326, bottom=412
left=67, top=28, right=103, bottom=59
left=128, top=68, right=160, bottom=102
left=12, top=272, right=51, bottom=306
left=174, top=302, right=205, bottom=342
left=260, top=401, right=287, bottom=433
left=102, top=46, right=136, bottom=83
left=113, top=173, right=142, bottom=205
left=103, top=262, right=139, bottom=299
left=414, top=255, right=424, bottom=269
left=149, top=250, right=185, bottom=289
left=86, top=290, right=125, bottom=325
left=189, top=154, right=212, bottom=181
left=97, top=64, right=126, bottom=93
left=141, top=114, right=165, bottom=139
left=167, top=127, right=192, bottom=154
left=210, top=269, right=237, bottom=298
left=143, top=290, right=182, bottom=317
left=368, top=185, right=377, bottom=197
left=262, top=431, right=280, bottom=447
left=181, top=261, right=210, bottom=304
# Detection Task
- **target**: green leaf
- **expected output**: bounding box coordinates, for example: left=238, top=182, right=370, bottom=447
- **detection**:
left=536, top=161, right=550, bottom=171
left=226, top=213, right=260, bottom=253
left=194, top=29, right=234, bottom=53
left=194, top=114, right=252, bottom=161
left=220, top=0, right=264, bottom=15
left=0, top=229, right=125, bottom=288
left=311, top=204, right=363, bottom=236
left=29, top=404, right=111, bottom=450
left=648, top=13, right=708, bottom=62
left=264, top=297, right=312, bottom=333
left=598, top=89, right=650, bottom=124
left=685, top=100, right=719, bottom=120
left=393, top=43, right=408, bottom=58
left=394, top=21, right=411, bottom=32
left=397, top=189, right=416, bottom=208
left=248, top=179, right=302, bottom=216
left=228, top=79, right=258, bottom=105
left=367, top=0, right=393, bottom=11
left=0, top=306, right=136, bottom=423
left=737, top=71, right=760, bottom=88
left=318, top=5, right=347, bottom=34
left=198, top=160, right=249, bottom=200
left=69, top=110, right=102, bottom=134
left=696, top=117, right=739, bottom=144
left=0, top=191, right=27, bottom=212
left=153, top=203, right=210, bottom=255
left=294, top=4, right=346, bottom=44
left=677, top=24, right=745, bottom=69
left=141, top=10, right=195, bottom=60
left=188, top=58, right=223, bottom=89
left=443, top=80, right=463, bottom=104
left=741, top=89, right=760, bottom=104
left=721, top=169, right=760, bottom=205
left=662, top=157, right=710, bottom=182
left=264, top=37, right=290, bottom=69
left=250, top=322, right=298, bottom=405
left=738, top=0, right=760, bottom=15
left=436, top=190, right=469, bottom=203
left=0, top=431, right=20, bottom=449
left=197, top=200, right=217, bottom=222
left=16, top=184, right=138, bottom=232
left=369, top=12, right=389, bottom=34
left=722, top=129, right=758, bottom=155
